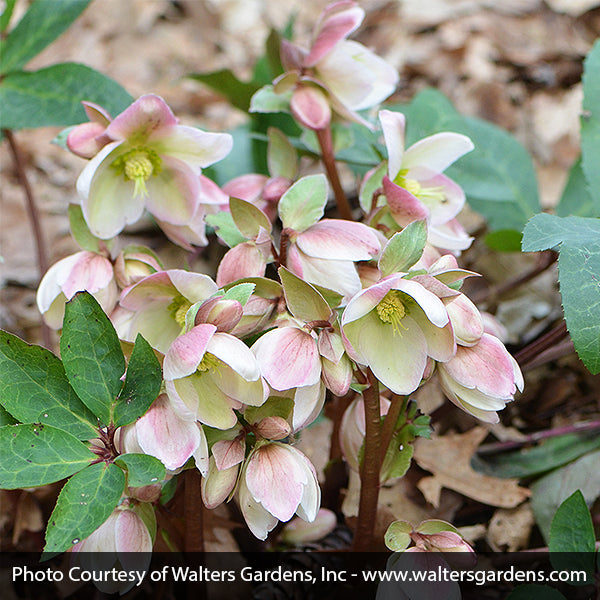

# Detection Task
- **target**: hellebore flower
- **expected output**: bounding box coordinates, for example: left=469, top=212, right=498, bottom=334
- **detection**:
left=238, top=442, right=320, bottom=540
left=163, top=324, right=267, bottom=429
left=341, top=274, right=455, bottom=395
left=437, top=333, right=523, bottom=423
left=37, top=251, right=118, bottom=329
left=376, top=109, right=474, bottom=251
left=116, top=269, right=217, bottom=353
left=66, top=101, right=112, bottom=159
left=76, top=94, right=232, bottom=239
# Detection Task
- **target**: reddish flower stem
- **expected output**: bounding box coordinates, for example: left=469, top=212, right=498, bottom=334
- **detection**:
left=514, top=321, right=568, bottom=367
left=315, top=126, right=353, bottom=221
left=184, top=469, right=204, bottom=552
left=3, top=129, right=51, bottom=349
left=352, top=368, right=381, bottom=551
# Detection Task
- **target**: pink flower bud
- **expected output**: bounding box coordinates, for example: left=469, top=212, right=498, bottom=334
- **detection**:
left=256, top=416, right=292, bottom=440
left=281, top=508, right=337, bottom=544
left=114, top=249, right=161, bottom=288
left=194, top=296, right=244, bottom=332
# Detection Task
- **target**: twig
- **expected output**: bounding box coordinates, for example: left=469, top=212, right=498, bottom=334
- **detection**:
left=184, top=469, right=204, bottom=552
left=352, top=368, right=381, bottom=551
left=514, top=321, right=568, bottom=367
left=477, top=420, right=600, bottom=456
left=521, top=337, right=575, bottom=371
left=315, top=126, right=353, bottom=220
left=3, top=129, right=51, bottom=349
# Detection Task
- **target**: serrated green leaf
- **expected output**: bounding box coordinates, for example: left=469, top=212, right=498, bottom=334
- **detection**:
left=581, top=40, right=600, bottom=209
left=44, top=462, right=126, bottom=553
left=378, top=221, right=427, bottom=276
left=279, top=267, right=332, bottom=323
left=188, top=69, right=260, bottom=112
left=222, top=282, right=256, bottom=306
left=230, top=197, right=272, bottom=238
left=250, top=85, right=291, bottom=114
left=113, top=335, right=161, bottom=427
left=115, top=453, right=166, bottom=487
left=61, top=292, right=125, bottom=425
left=472, top=432, right=600, bottom=479
left=549, top=490, right=595, bottom=553
left=0, top=63, right=132, bottom=130
left=205, top=211, right=247, bottom=248
left=0, top=424, right=95, bottom=489
left=0, top=0, right=91, bottom=74
left=68, top=204, right=100, bottom=253
left=506, top=586, right=566, bottom=600
left=0, top=330, right=97, bottom=440
left=556, top=157, right=598, bottom=218
left=278, top=174, right=327, bottom=231
left=522, top=213, right=600, bottom=373
left=267, top=127, right=298, bottom=179
left=530, top=449, right=600, bottom=543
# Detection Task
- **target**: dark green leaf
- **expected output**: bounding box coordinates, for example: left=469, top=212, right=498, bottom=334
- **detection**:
left=0, top=63, right=132, bottom=130
left=506, top=585, right=566, bottom=600
left=549, top=490, right=595, bottom=553
left=0, top=0, right=17, bottom=32
left=556, top=157, right=598, bottom=218
left=472, top=432, right=600, bottom=479
left=0, top=330, right=97, bottom=440
left=0, top=424, right=95, bottom=489
left=0, top=0, right=91, bottom=74
left=522, top=213, right=600, bottom=374
left=45, top=462, right=126, bottom=553
left=0, top=405, right=17, bottom=426
left=188, top=69, right=260, bottom=112
left=581, top=40, right=600, bottom=209
left=113, top=335, right=161, bottom=427
left=60, top=292, right=125, bottom=425
left=484, top=229, right=523, bottom=252
left=115, top=453, right=166, bottom=487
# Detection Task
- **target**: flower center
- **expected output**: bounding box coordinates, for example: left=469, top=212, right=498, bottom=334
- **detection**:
left=167, top=295, right=192, bottom=328
left=394, top=169, right=447, bottom=206
left=376, top=290, right=409, bottom=335
left=197, top=352, right=220, bottom=373
left=111, top=147, right=162, bottom=197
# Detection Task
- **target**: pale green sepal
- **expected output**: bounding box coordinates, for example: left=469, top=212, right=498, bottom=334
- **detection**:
left=378, top=220, right=427, bottom=276
left=279, top=266, right=332, bottom=323
left=278, top=174, right=328, bottom=231
left=230, top=197, right=272, bottom=238
left=267, top=127, right=298, bottom=179
left=384, top=520, right=413, bottom=552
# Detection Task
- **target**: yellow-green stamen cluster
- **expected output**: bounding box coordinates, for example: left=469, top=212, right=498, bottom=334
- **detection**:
left=394, top=168, right=447, bottom=206
left=111, top=147, right=162, bottom=197
left=197, top=352, right=221, bottom=374
left=376, top=290, right=410, bottom=335
left=167, top=295, right=192, bottom=328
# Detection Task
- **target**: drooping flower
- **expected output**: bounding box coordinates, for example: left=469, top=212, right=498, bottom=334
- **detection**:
left=341, top=274, right=455, bottom=395
left=76, top=94, right=232, bottom=239
left=437, top=333, right=523, bottom=423
left=36, top=251, right=118, bottom=329
left=239, top=442, right=320, bottom=540
left=369, top=109, right=474, bottom=251
left=163, top=324, right=268, bottom=429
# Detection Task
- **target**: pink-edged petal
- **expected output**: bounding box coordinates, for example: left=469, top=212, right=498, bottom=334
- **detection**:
left=202, top=458, right=239, bottom=509
left=342, top=275, right=402, bottom=325
left=409, top=309, right=456, bottom=362
left=350, top=311, right=428, bottom=394
left=37, top=253, right=81, bottom=313
left=115, top=511, right=152, bottom=555
left=223, top=173, right=268, bottom=203
left=290, top=448, right=320, bottom=522
left=428, top=219, right=474, bottom=252
left=291, top=381, right=326, bottom=431
left=443, top=334, right=518, bottom=398
left=207, top=332, right=261, bottom=381
left=156, top=213, right=209, bottom=250
left=305, top=2, right=364, bottom=67
left=82, top=101, right=112, bottom=125
left=246, top=444, right=307, bottom=522
left=379, top=109, right=406, bottom=181
left=106, top=94, right=177, bottom=143
left=199, top=174, right=229, bottom=206
left=287, top=246, right=361, bottom=302
left=383, top=176, right=429, bottom=228
left=135, top=395, right=201, bottom=471
left=193, top=423, right=210, bottom=477
left=238, top=473, right=279, bottom=540
left=169, top=269, right=217, bottom=303
left=125, top=302, right=182, bottom=353
left=119, top=271, right=178, bottom=309
left=144, top=156, right=200, bottom=225
left=321, top=354, right=353, bottom=396
left=421, top=174, right=466, bottom=224
left=61, top=252, right=114, bottom=298
left=316, top=40, right=398, bottom=111
left=290, top=85, right=331, bottom=130
left=216, top=242, right=268, bottom=287
left=446, top=294, right=484, bottom=347
left=163, top=324, right=217, bottom=380
left=402, top=131, right=474, bottom=175
left=391, top=276, right=450, bottom=328
left=318, top=329, right=345, bottom=363
left=296, top=219, right=381, bottom=261
left=171, top=373, right=238, bottom=429
left=67, top=121, right=109, bottom=158
left=251, top=327, right=321, bottom=391
left=213, top=438, right=246, bottom=471
left=212, top=364, right=267, bottom=407
left=152, top=126, right=232, bottom=170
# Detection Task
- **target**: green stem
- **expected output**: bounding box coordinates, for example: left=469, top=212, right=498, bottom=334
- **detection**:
left=315, top=126, right=353, bottom=220
left=379, top=395, right=408, bottom=468
left=352, top=368, right=381, bottom=551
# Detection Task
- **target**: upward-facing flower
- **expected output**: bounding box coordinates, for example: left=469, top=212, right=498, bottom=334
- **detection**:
left=341, top=274, right=455, bottom=395
left=76, top=94, right=232, bottom=239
